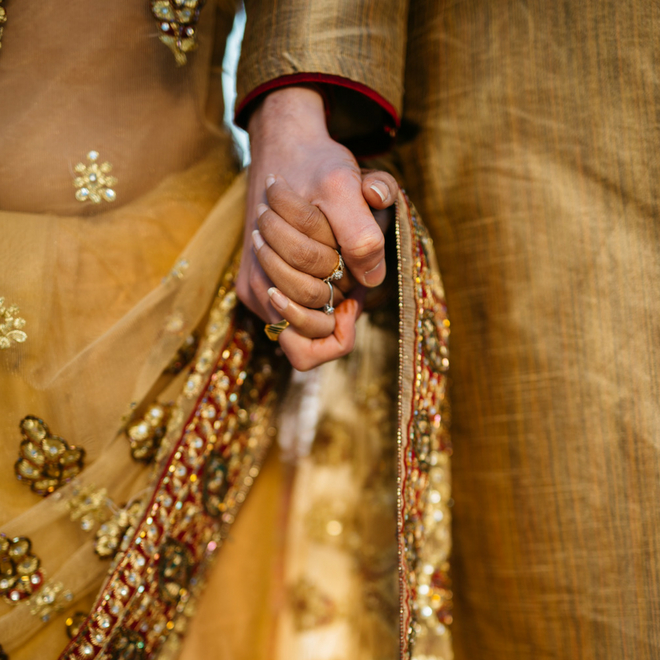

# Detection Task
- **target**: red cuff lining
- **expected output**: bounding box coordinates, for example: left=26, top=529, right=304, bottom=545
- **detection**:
left=235, top=72, right=400, bottom=131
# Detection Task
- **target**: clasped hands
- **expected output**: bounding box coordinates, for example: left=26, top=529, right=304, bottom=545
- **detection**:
left=236, top=87, right=397, bottom=371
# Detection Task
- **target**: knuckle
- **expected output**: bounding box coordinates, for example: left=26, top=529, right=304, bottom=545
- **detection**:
left=292, top=243, right=320, bottom=272
left=297, top=205, right=323, bottom=234
left=257, top=208, right=276, bottom=233
left=297, top=282, right=323, bottom=308
left=325, top=168, right=360, bottom=197
left=343, top=229, right=385, bottom=261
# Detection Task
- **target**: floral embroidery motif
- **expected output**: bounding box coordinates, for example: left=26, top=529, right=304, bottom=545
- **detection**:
left=157, top=539, right=193, bottom=604
left=29, top=581, right=73, bottom=622
left=73, top=151, right=118, bottom=204
left=66, top=485, right=110, bottom=532
left=125, top=403, right=172, bottom=463
left=0, top=1, right=6, bottom=52
left=202, top=453, right=230, bottom=517
left=0, top=297, right=27, bottom=350
left=0, top=535, right=44, bottom=604
left=94, top=499, right=145, bottom=559
left=107, top=627, right=146, bottom=660
left=150, top=0, right=206, bottom=66
left=15, top=416, right=85, bottom=496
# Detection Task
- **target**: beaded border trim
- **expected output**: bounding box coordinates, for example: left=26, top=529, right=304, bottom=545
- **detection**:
left=59, top=268, right=285, bottom=659
left=396, top=192, right=452, bottom=659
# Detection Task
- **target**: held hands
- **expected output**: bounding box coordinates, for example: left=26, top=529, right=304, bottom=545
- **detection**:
left=251, top=172, right=398, bottom=370
left=237, top=85, right=397, bottom=370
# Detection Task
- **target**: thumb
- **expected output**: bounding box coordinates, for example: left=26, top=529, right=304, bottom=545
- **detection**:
left=361, top=170, right=399, bottom=210
left=317, top=170, right=386, bottom=287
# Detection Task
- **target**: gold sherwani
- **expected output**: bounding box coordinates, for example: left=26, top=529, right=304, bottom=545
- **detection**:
left=239, top=1, right=660, bottom=659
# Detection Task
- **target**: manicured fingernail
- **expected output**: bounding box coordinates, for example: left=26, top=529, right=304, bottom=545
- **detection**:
left=370, top=182, right=388, bottom=203
left=267, top=287, right=289, bottom=310
left=364, top=259, right=384, bottom=286
left=256, top=203, right=269, bottom=218
left=252, top=230, right=265, bottom=251
left=265, top=175, right=276, bottom=188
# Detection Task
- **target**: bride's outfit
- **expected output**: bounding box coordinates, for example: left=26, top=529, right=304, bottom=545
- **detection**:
left=0, top=2, right=450, bottom=659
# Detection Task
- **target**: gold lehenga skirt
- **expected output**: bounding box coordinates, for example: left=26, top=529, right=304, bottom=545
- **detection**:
left=0, top=152, right=451, bottom=660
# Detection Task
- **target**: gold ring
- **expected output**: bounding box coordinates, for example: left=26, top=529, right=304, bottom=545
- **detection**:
left=323, top=250, right=345, bottom=283
left=264, top=319, right=290, bottom=341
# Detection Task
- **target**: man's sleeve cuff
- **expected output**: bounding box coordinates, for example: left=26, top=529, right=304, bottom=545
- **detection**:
left=234, top=73, right=400, bottom=157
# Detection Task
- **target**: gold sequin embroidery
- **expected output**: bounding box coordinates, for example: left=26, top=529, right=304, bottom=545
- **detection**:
left=29, top=580, right=73, bottom=622
left=125, top=403, right=172, bottom=463
left=94, top=499, right=145, bottom=559
left=0, top=1, right=6, bottom=51
left=0, top=297, right=27, bottom=350
left=66, top=485, right=110, bottom=532
left=73, top=150, right=118, bottom=203
left=0, top=534, right=44, bottom=604
left=163, top=258, right=190, bottom=283
left=14, top=416, right=86, bottom=496
left=150, top=0, right=206, bottom=66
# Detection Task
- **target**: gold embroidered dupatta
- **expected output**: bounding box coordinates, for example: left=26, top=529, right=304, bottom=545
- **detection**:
left=0, top=175, right=451, bottom=660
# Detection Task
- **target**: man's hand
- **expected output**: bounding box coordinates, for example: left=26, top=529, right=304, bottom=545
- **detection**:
left=237, top=86, right=389, bottom=323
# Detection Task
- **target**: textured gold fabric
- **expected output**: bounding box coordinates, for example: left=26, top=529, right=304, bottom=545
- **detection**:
left=236, top=0, right=409, bottom=118
left=397, top=2, right=660, bottom=658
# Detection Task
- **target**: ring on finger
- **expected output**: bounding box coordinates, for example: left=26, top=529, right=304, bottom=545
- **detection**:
left=264, top=319, right=290, bottom=341
left=323, top=250, right=344, bottom=283
left=323, top=281, right=335, bottom=315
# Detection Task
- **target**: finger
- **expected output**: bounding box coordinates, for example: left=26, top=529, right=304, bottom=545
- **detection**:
left=256, top=205, right=358, bottom=293
left=253, top=228, right=346, bottom=308
left=278, top=298, right=363, bottom=371
left=267, top=287, right=336, bottom=339
left=247, top=260, right=282, bottom=323
left=361, top=171, right=399, bottom=210
left=265, top=175, right=337, bottom=248
left=312, top=169, right=386, bottom=287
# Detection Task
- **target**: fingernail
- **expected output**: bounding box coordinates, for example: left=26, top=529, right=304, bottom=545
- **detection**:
left=370, top=182, right=388, bottom=203
left=252, top=230, right=265, bottom=251
left=256, top=203, right=268, bottom=218
left=267, top=287, right=289, bottom=310
left=364, top=259, right=384, bottom=286
left=265, top=175, right=276, bottom=188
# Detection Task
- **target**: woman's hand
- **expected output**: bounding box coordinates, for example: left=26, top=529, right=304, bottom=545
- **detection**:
left=252, top=171, right=398, bottom=371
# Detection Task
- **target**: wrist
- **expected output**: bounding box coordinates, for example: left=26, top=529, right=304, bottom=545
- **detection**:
left=248, top=86, right=329, bottom=145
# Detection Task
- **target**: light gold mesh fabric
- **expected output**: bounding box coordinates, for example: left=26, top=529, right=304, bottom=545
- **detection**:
left=0, top=158, right=246, bottom=659
left=0, top=2, right=244, bottom=656
left=0, top=0, right=237, bottom=214
left=398, top=1, right=660, bottom=658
